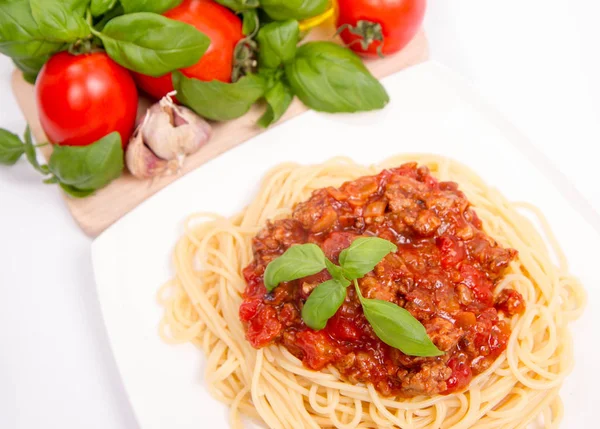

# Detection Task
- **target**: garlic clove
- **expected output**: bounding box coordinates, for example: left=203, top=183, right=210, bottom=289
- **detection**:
left=126, top=127, right=170, bottom=179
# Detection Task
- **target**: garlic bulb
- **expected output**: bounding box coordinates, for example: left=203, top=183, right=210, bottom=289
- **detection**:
left=126, top=92, right=211, bottom=179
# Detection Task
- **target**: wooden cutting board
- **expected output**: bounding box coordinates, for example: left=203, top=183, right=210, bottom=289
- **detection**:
left=11, top=30, right=428, bottom=237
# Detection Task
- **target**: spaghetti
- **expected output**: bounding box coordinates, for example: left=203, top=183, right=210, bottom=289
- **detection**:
left=158, top=155, right=585, bottom=428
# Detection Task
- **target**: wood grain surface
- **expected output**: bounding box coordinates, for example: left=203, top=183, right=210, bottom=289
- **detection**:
left=11, top=30, right=428, bottom=237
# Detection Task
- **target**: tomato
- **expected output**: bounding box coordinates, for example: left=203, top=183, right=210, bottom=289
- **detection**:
left=36, top=52, right=138, bottom=147
left=336, top=0, right=426, bottom=57
left=133, top=0, right=243, bottom=100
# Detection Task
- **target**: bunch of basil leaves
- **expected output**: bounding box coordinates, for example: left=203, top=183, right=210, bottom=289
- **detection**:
left=0, top=0, right=389, bottom=196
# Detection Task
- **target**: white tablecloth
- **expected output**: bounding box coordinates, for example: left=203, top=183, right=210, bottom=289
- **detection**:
left=1, top=1, right=598, bottom=427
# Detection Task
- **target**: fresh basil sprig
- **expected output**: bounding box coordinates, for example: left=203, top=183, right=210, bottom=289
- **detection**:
left=264, top=237, right=443, bottom=357
left=92, top=13, right=209, bottom=76
left=119, top=0, right=183, bottom=14
left=260, top=0, right=329, bottom=21
left=285, top=42, right=390, bottom=113
left=174, top=72, right=266, bottom=121
left=0, top=127, right=123, bottom=198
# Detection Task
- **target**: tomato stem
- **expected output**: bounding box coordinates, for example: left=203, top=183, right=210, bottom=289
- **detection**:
left=336, top=20, right=385, bottom=57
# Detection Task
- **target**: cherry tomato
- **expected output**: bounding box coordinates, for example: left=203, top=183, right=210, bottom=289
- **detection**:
left=336, top=0, right=426, bottom=57
left=36, top=52, right=138, bottom=147
left=133, top=0, right=243, bottom=100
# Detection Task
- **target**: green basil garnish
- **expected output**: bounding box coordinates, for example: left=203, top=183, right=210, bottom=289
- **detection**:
left=256, top=20, right=299, bottom=70
left=302, top=279, right=347, bottom=330
left=339, top=237, right=397, bottom=280
left=285, top=41, right=389, bottom=113
left=264, top=236, right=443, bottom=357
left=359, top=292, right=444, bottom=357
left=119, top=0, right=183, bottom=14
left=94, top=13, right=209, bottom=76
left=174, top=72, right=266, bottom=121
left=264, top=243, right=326, bottom=291
left=261, top=0, right=329, bottom=21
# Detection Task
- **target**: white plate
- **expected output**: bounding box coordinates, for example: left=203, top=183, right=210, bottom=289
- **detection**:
left=91, top=62, right=600, bottom=429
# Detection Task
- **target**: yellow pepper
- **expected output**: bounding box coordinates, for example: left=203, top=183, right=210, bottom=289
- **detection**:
left=298, top=1, right=338, bottom=32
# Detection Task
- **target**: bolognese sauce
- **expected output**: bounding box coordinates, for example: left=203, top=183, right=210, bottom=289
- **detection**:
left=239, top=163, right=525, bottom=397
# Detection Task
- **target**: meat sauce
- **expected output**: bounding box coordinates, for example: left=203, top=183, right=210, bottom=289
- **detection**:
left=240, top=163, right=525, bottom=397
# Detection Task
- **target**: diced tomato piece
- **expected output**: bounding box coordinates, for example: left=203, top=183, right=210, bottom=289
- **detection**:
left=242, top=265, right=266, bottom=298
left=239, top=297, right=261, bottom=323
left=295, top=330, right=339, bottom=370
left=444, top=358, right=472, bottom=393
left=460, top=264, right=493, bottom=305
left=437, top=236, right=466, bottom=268
left=495, top=289, right=526, bottom=316
left=326, top=312, right=361, bottom=342
left=245, top=306, right=282, bottom=348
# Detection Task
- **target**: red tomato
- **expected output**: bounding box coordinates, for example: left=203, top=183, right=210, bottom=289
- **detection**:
left=336, top=0, right=426, bottom=57
left=36, top=52, right=138, bottom=147
left=133, top=0, right=243, bottom=100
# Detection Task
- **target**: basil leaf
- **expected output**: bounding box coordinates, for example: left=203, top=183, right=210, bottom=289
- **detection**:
left=285, top=42, right=389, bottom=113
left=120, top=0, right=182, bottom=14
left=324, top=258, right=350, bottom=287
left=96, top=13, right=209, bottom=76
left=48, top=132, right=123, bottom=194
left=23, top=127, right=47, bottom=174
left=361, top=298, right=444, bottom=357
left=0, top=0, right=63, bottom=59
left=261, top=0, right=328, bottom=21
left=0, top=129, right=25, bottom=166
left=302, top=279, right=346, bottom=330
left=174, top=72, right=266, bottom=121
left=91, top=0, right=119, bottom=17
left=257, top=20, right=299, bottom=69
left=241, top=9, right=259, bottom=36
left=258, top=80, right=293, bottom=128
left=12, top=55, right=50, bottom=84
left=215, top=0, right=259, bottom=12
left=339, top=237, right=397, bottom=280
left=30, top=0, right=91, bottom=43
left=59, top=183, right=95, bottom=199
left=264, top=243, right=326, bottom=291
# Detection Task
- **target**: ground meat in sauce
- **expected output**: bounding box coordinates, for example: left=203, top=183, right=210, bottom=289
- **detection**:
left=239, top=163, right=525, bottom=397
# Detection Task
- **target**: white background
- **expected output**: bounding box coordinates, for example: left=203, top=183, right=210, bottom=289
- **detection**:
left=1, top=1, right=598, bottom=428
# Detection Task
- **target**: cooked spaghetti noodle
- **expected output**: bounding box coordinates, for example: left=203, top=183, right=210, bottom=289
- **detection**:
left=158, top=155, right=585, bottom=429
